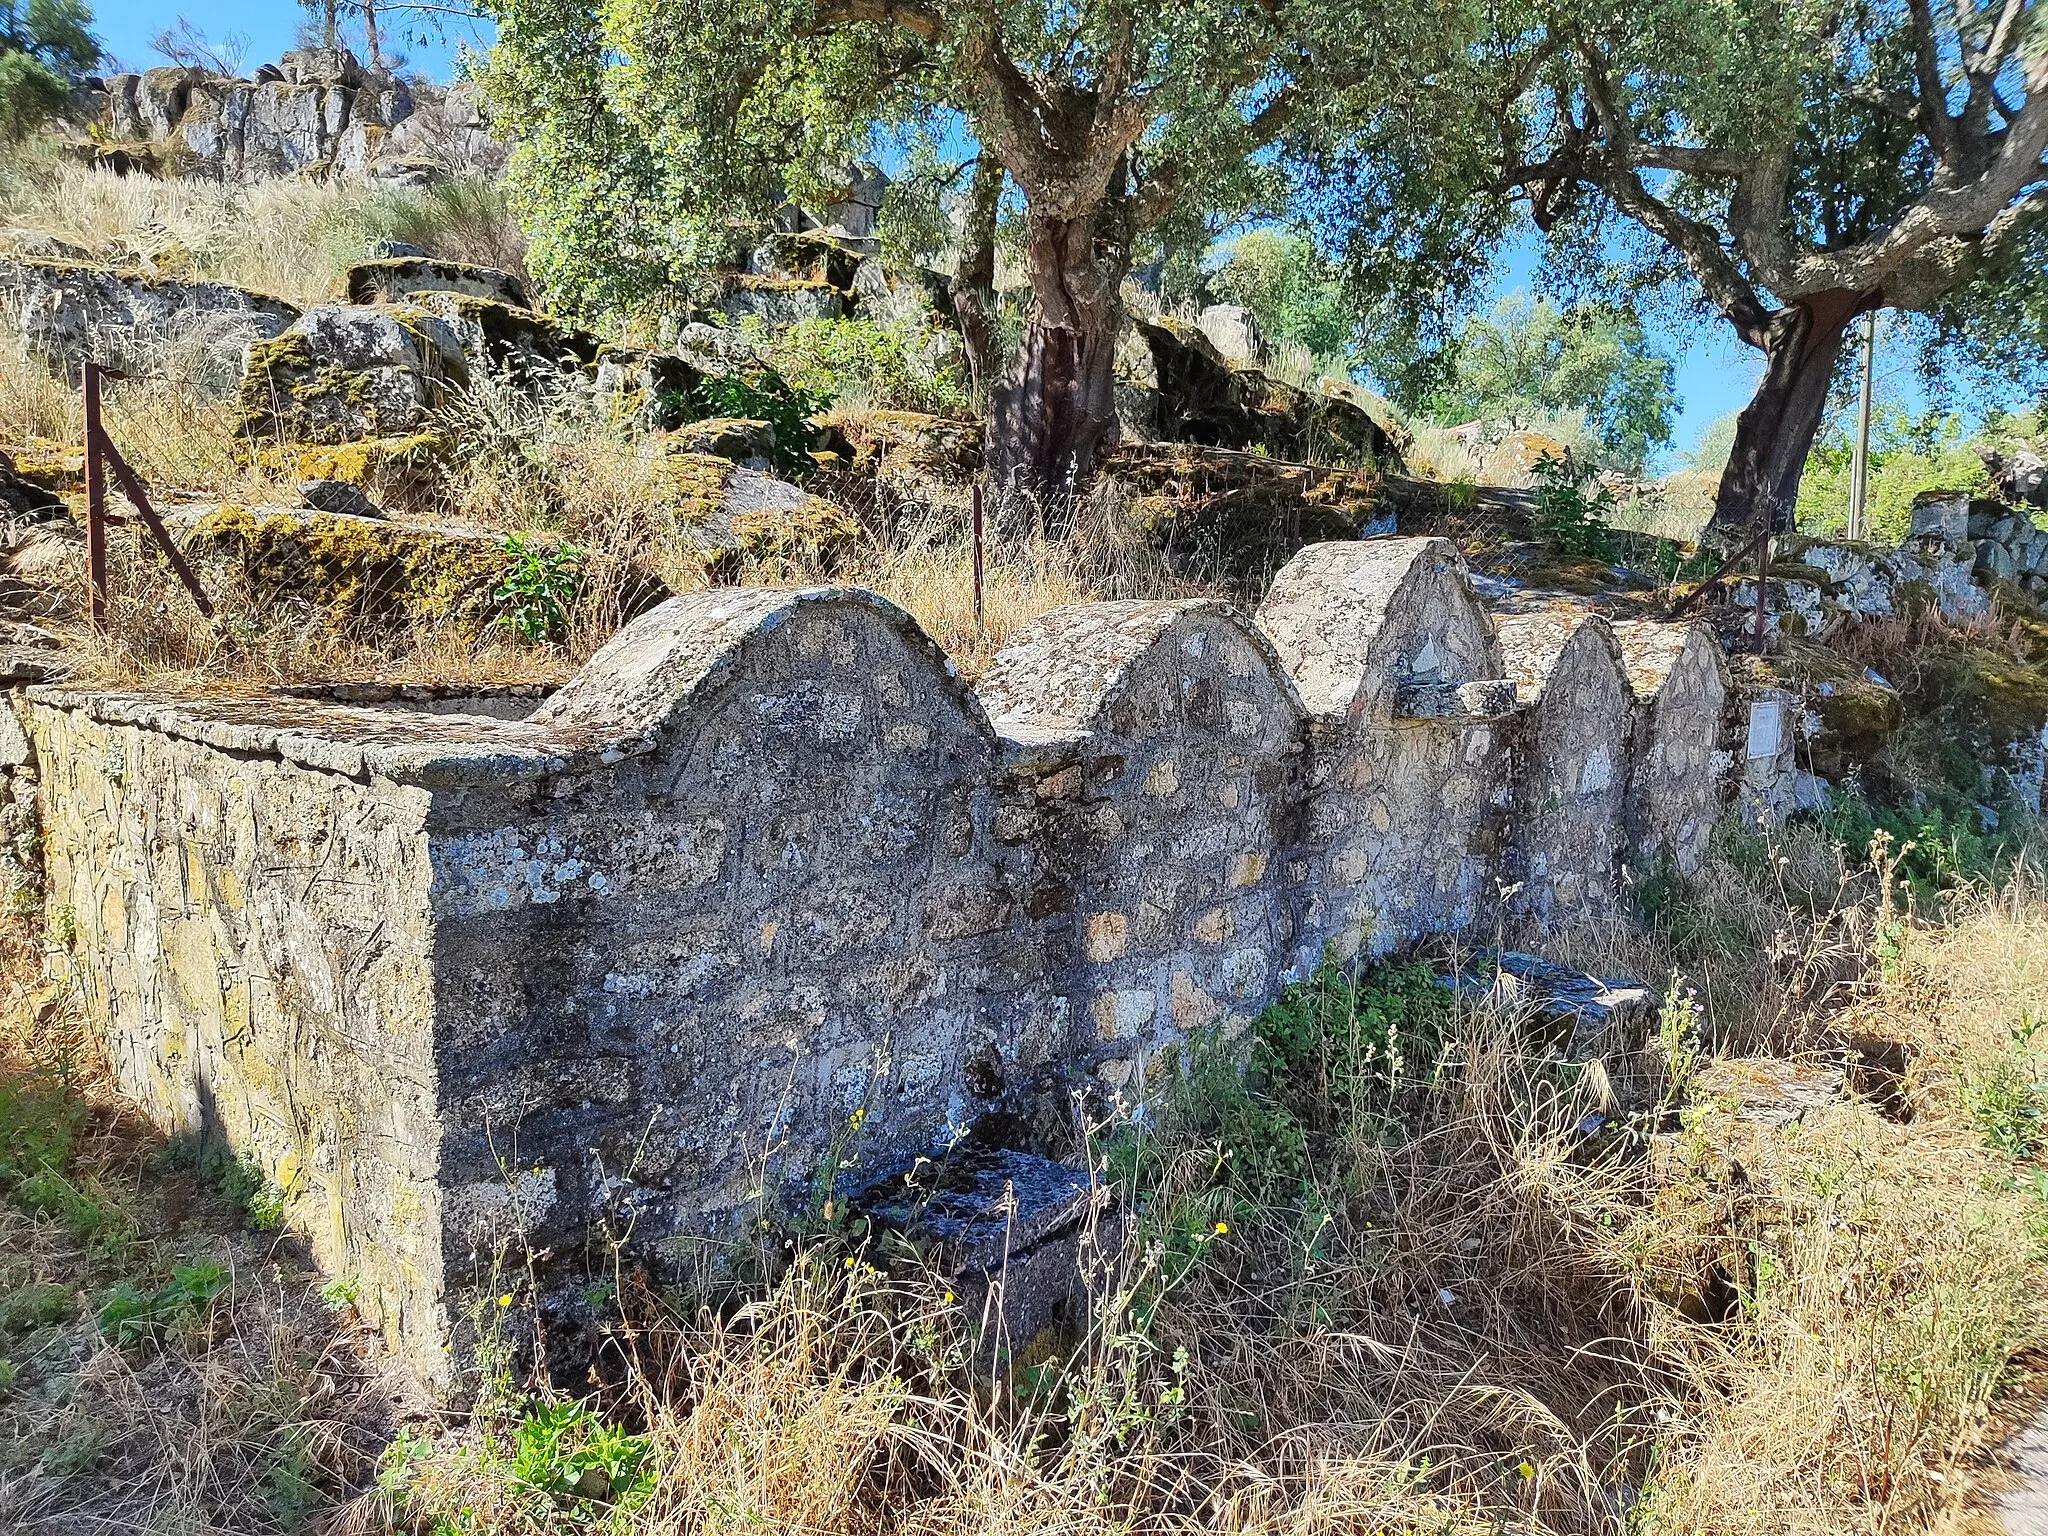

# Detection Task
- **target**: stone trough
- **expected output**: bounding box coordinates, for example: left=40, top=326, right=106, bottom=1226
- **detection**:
left=11, top=537, right=1728, bottom=1382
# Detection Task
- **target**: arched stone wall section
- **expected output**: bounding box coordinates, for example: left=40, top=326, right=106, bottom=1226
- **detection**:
left=1255, top=540, right=1515, bottom=963
left=1612, top=619, right=1730, bottom=875
left=1497, top=610, right=1634, bottom=926
left=432, top=588, right=1032, bottom=1272
left=979, top=599, right=1303, bottom=1096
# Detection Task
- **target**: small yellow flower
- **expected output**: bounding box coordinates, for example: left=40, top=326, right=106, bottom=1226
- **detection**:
left=844, top=1257, right=855, bottom=1268
left=498, top=1294, right=512, bottom=1308
left=1214, top=1221, right=1229, bottom=1235
left=1518, top=1461, right=1535, bottom=1480
left=943, top=1290, right=954, bottom=1304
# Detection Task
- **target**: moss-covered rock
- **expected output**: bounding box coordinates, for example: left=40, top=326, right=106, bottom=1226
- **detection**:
left=237, top=304, right=468, bottom=445
left=647, top=449, right=863, bottom=575
left=404, top=290, right=604, bottom=377
left=253, top=432, right=445, bottom=506
left=0, top=439, right=84, bottom=495
left=344, top=257, right=531, bottom=310
left=177, top=504, right=520, bottom=637
left=1104, top=443, right=1382, bottom=592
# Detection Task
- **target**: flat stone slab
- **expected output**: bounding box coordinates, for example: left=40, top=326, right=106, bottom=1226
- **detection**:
left=1694, top=1058, right=1847, bottom=1127
left=1459, top=950, right=1655, bottom=1054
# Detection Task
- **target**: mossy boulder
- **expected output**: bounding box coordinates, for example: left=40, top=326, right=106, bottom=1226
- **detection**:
left=0, top=451, right=65, bottom=523
left=404, top=290, right=604, bottom=379
left=0, top=438, right=84, bottom=495
left=253, top=432, right=445, bottom=507
left=1104, top=442, right=1382, bottom=591
left=710, top=275, right=847, bottom=328
left=820, top=408, right=982, bottom=476
left=237, top=304, right=468, bottom=445
left=650, top=449, right=863, bottom=574
left=1747, top=638, right=1907, bottom=781
left=177, top=504, right=521, bottom=637
left=344, top=257, right=531, bottom=310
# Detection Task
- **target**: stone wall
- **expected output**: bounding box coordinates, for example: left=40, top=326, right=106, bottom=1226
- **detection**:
left=20, top=538, right=1730, bottom=1382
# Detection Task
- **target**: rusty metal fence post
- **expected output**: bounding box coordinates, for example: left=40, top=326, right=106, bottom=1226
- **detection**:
left=78, top=359, right=214, bottom=630
left=971, top=481, right=986, bottom=631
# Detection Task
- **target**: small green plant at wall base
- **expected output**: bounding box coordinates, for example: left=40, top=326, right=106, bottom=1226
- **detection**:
left=95, top=1261, right=228, bottom=1346
left=1965, top=1012, right=2048, bottom=1158
left=319, top=1276, right=360, bottom=1311
left=492, top=533, right=584, bottom=646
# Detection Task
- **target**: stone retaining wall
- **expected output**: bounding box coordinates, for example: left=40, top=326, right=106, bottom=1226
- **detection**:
left=21, top=537, right=1728, bottom=1382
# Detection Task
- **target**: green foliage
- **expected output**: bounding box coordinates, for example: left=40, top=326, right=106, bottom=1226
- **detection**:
left=319, top=1276, right=360, bottom=1311
left=0, top=1279, right=73, bottom=1333
left=1529, top=452, right=1619, bottom=560
left=1963, top=1015, right=2048, bottom=1160
left=95, top=1261, right=227, bottom=1346
left=762, top=314, right=969, bottom=418
left=671, top=367, right=831, bottom=479
left=508, top=1399, right=654, bottom=1511
left=160, top=1135, right=289, bottom=1232
left=1179, top=958, right=1453, bottom=1200
left=1796, top=404, right=1992, bottom=543
left=0, top=0, right=97, bottom=142
left=1424, top=294, right=1677, bottom=473
left=491, top=532, right=583, bottom=646
left=1208, top=230, right=1357, bottom=367
left=1819, top=791, right=2009, bottom=906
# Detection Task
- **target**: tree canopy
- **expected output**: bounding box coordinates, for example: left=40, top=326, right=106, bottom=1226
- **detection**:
left=0, top=0, right=96, bottom=142
left=481, top=0, right=1459, bottom=494
left=1301, top=0, right=2048, bottom=530
left=1422, top=293, right=1678, bottom=472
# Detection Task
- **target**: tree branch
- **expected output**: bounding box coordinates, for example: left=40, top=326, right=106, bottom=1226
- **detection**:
left=809, top=0, right=947, bottom=43
left=1907, top=0, right=1966, bottom=177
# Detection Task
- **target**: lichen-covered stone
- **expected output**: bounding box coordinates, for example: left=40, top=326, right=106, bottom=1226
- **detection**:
left=174, top=504, right=518, bottom=636
left=710, top=275, right=847, bottom=329
left=649, top=449, right=863, bottom=573
left=0, top=257, right=299, bottom=396
left=344, top=257, right=531, bottom=310
left=1612, top=619, right=1729, bottom=874
left=254, top=432, right=445, bottom=506
left=1257, top=539, right=1515, bottom=960
left=237, top=305, right=468, bottom=444
left=1496, top=610, right=1632, bottom=926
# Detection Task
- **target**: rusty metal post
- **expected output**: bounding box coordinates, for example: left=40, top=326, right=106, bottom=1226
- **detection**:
left=971, top=481, right=986, bottom=631
left=82, top=361, right=108, bottom=628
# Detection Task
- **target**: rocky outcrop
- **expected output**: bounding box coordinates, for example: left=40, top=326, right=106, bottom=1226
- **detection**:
left=0, top=257, right=299, bottom=396
left=90, top=50, right=504, bottom=187
left=1117, top=315, right=1400, bottom=470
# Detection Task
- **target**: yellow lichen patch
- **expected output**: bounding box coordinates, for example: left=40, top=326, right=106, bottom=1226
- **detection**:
left=2, top=437, right=86, bottom=493
left=731, top=495, right=864, bottom=567
left=184, top=506, right=517, bottom=637
left=650, top=450, right=735, bottom=530
left=819, top=407, right=981, bottom=476
left=255, top=432, right=445, bottom=506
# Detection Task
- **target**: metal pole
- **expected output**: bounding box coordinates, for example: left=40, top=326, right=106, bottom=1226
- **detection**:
left=82, top=361, right=108, bottom=628
left=1848, top=310, right=1876, bottom=541
left=971, top=481, right=985, bottom=631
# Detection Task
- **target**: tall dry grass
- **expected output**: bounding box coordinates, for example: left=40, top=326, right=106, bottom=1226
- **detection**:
left=0, top=151, right=527, bottom=306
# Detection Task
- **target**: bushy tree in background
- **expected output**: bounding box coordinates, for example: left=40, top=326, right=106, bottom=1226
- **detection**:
left=1797, top=405, right=1991, bottom=541
left=1425, top=293, right=1677, bottom=473
left=1208, top=229, right=1355, bottom=366
left=0, top=0, right=96, bottom=142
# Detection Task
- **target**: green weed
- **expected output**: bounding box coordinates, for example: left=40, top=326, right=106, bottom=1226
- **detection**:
left=95, top=1261, right=228, bottom=1346
left=1529, top=451, right=1619, bottom=560
left=1963, top=1013, right=2048, bottom=1158
left=492, top=533, right=585, bottom=646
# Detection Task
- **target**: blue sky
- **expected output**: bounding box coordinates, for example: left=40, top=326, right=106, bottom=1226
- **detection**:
left=88, top=1, right=1958, bottom=466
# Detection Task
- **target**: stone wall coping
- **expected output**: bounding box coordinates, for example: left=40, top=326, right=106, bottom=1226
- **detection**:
left=534, top=585, right=998, bottom=750
left=1496, top=610, right=1628, bottom=706
left=1610, top=619, right=1729, bottom=702
left=978, top=596, right=1304, bottom=737
left=22, top=688, right=585, bottom=787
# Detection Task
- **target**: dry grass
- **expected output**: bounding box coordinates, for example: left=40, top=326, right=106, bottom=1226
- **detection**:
left=0, top=149, right=528, bottom=307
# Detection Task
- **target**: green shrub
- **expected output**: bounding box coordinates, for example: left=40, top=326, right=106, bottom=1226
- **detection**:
left=96, top=1261, right=227, bottom=1346
left=659, top=367, right=832, bottom=478
left=763, top=313, right=970, bottom=417
left=492, top=533, right=584, bottom=646
left=1529, top=452, right=1619, bottom=560
left=1964, top=1014, right=2048, bottom=1159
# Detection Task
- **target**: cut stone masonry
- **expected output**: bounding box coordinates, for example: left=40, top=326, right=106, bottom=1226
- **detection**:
left=19, top=537, right=1726, bottom=1382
